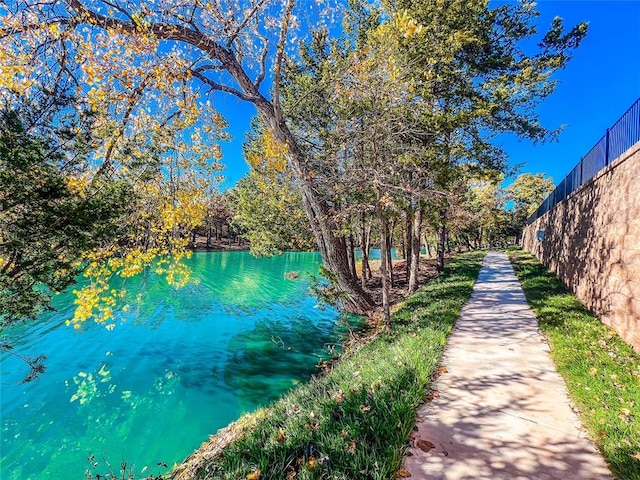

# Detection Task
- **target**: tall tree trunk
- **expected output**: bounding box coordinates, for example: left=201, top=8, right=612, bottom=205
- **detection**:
left=386, top=223, right=394, bottom=288
left=377, top=206, right=391, bottom=330
left=347, top=234, right=358, bottom=282
left=405, top=208, right=412, bottom=280
left=364, top=220, right=372, bottom=279
left=360, top=212, right=371, bottom=288
left=408, top=202, right=422, bottom=293
left=425, top=235, right=432, bottom=258
left=437, top=208, right=447, bottom=272
left=462, top=234, right=472, bottom=251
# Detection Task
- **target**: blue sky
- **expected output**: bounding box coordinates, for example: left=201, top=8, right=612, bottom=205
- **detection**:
left=496, top=0, right=640, bottom=186
left=214, top=0, right=640, bottom=189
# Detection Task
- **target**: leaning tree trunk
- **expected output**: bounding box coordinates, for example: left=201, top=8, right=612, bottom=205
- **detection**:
left=462, top=234, right=472, bottom=251
left=256, top=102, right=375, bottom=314
left=408, top=202, right=423, bottom=293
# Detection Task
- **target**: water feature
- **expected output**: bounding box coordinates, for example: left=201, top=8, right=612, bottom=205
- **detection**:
left=1, top=251, right=354, bottom=480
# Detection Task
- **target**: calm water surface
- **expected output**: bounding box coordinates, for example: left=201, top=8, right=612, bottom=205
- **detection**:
left=1, top=251, right=352, bottom=480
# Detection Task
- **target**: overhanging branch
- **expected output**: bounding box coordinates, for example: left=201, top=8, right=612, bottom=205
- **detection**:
left=190, top=70, right=253, bottom=102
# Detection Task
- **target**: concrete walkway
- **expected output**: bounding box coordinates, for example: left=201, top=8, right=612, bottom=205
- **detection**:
left=403, top=251, right=612, bottom=480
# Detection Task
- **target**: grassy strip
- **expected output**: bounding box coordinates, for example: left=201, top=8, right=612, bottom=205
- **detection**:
left=508, top=249, right=640, bottom=480
left=187, top=251, right=485, bottom=480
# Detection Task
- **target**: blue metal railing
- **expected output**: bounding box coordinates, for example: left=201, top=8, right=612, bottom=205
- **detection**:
left=527, top=97, right=640, bottom=224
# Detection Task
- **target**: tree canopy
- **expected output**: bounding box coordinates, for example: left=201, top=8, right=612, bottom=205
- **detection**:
left=1, top=0, right=585, bottom=323
left=0, top=106, right=132, bottom=327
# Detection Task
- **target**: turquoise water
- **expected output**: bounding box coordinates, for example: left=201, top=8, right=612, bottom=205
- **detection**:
left=1, top=251, right=351, bottom=480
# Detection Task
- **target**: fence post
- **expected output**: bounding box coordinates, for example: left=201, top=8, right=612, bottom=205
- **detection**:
left=579, top=159, right=583, bottom=188
left=605, top=128, right=610, bottom=166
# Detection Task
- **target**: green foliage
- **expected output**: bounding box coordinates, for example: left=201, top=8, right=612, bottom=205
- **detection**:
left=393, top=0, right=587, bottom=142
left=232, top=172, right=315, bottom=257
left=506, top=172, right=555, bottom=223
left=230, top=119, right=315, bottom=257
left=183, top=251, right=486, bottom=479
left=509, top=250, right=640, bottom=479
left=0, top=109, right=132, bottom=328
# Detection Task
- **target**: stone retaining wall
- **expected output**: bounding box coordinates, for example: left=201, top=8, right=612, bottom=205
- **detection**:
left=522, top=141, right=640, bottom=352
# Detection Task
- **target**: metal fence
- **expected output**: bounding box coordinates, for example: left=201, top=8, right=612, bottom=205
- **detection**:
left=527, top=97, right=640, bottom=224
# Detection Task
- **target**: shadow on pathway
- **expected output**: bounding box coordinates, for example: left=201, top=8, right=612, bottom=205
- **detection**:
left=403, top=251, right=612, bottom=480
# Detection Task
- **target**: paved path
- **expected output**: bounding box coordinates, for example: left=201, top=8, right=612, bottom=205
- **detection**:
left=403, top=251, right=612, bottom=480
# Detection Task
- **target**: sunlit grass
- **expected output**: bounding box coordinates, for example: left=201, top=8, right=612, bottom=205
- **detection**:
left=508, top=249, right=640, bottom=480
left=182, top=251, right=486, bottom=480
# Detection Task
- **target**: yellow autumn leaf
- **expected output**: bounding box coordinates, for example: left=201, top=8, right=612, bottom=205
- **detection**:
left=246, top=469, right=261, bottom=480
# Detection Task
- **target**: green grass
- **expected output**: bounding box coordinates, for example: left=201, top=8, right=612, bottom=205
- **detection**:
left=181, top=251, right=486, bottom=480
left=508, top=249, right=640, bottom=480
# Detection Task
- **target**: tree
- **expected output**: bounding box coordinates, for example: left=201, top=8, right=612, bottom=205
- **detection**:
left=1, top=0, right=379, bottom=314
left=387, top=0, right=586, bottom=270
left=2, top=1, right=228, bottom=326
left=506, top=172, right=555, bottom=232
left=2, top=0, right=586, bottom=318
left=0, top=108, right=132, bottom=327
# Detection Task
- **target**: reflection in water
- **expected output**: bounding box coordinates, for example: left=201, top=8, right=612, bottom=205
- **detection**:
left=0, top=251, right=356, bottom=480
left=224, top=316, right=341, bottom=409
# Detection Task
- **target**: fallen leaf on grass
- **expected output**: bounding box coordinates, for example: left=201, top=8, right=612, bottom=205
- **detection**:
left=396, top=467, right=412, bottom=477
left=306, top=421, right=320, bottom=431
left=631, top=452, right=640, bottom=461
left=438, top=367, right=448, bottom=374
left=417, top=440, right=436, bottom=452
left=348, top=439, right=356, bottom=454
left=277, top=428, right=285, bottom=442
left=360, top=405, right=371, bottom=412
left=246, top=469, right=261, bottom=480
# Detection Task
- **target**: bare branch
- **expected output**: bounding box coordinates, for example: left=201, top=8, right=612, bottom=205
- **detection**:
left=65, top=0, right=266, bottom=104
left=254, top=34, right=270, bottom=90
left=190, top=70, right=253, bottom=102
left=227, top=0, right=268, bottom=48
left=0, top=18, right=74, bottom=39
